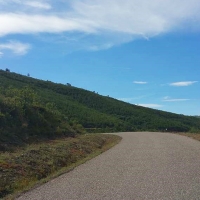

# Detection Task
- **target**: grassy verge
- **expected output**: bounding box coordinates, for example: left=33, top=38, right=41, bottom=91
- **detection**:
left=0, top=134, right=121, bottom=200
left=178, top=133, right=200, bottom=142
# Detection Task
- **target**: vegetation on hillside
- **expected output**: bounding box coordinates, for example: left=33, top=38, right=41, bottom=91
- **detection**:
left=0, top=69, right=200, bottom=150
left=0, top=85, right=84, bottom=151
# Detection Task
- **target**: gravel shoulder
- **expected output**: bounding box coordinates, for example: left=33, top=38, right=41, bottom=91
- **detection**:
left=16, top=132, right=200, bottom=200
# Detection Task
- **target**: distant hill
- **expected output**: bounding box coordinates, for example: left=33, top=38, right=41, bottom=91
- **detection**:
left=0, top=69, right=200, bottom=150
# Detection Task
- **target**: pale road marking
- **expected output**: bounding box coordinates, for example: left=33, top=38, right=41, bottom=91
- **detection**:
left=16, top=132, right=200, bottom=200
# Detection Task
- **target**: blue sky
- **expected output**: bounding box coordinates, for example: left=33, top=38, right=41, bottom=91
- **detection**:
left=0, top=0, right=200, bottom=115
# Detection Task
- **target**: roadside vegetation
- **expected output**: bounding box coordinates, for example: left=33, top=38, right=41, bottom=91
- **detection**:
left=179, top=133, right=200, bottom=142
left=0, top=134, right=121, bottom=199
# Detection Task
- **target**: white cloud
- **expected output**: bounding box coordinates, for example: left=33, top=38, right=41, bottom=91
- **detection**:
left=0, top=0, right=200, bottom=48
left=133, top=81, right=147, bottom=84
left=24, top=1, right=52, bottom=10
left=138, top=104, right=163, bottom=108
left=0, top=51, right=3, bottom=57
left=165, top=99, right=190, bottom=102
left=0, top=41, right=31, bottom=55
left=170, top=81, right=198, bottom=86
left=163, top=96, right=190, bottom=102
left=88, top=43, right=114, bottom=51
left=0, top=14, right=95, bottom=37
left=118, top=96, right=146, bottom=102
left=0, top=0, right=52, bottom=10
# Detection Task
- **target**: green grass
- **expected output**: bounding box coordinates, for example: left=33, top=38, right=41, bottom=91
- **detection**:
left=0, top=134, right=121, bottom=200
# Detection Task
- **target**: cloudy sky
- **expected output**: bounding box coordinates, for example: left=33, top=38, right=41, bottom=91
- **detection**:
left=0, top=0, right=200, bottom=115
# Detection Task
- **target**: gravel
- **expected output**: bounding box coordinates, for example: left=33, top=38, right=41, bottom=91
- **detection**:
left=16, top=132, right=200, bottom=200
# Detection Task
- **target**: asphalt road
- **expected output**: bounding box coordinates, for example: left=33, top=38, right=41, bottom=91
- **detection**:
left=16, top=132, right=200, bottom=200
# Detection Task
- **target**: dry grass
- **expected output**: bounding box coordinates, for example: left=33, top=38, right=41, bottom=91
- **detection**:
left=178, top=133, right=200, bottom=142
left=0, top=134, right=121, bottom=200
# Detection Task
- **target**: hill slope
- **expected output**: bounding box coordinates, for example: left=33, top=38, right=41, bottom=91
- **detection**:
left=0, top=69, right=200, bottom=149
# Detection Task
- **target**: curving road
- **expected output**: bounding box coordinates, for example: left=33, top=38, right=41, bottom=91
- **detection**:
left=17, top=132, right=200, bottom=200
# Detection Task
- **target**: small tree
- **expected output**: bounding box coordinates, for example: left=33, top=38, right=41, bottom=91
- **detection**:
left=5, top=68, right=10, bottom=72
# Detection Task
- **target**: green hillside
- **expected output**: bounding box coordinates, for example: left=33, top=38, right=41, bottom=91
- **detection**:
left=0, top=69, right=200, bottom=149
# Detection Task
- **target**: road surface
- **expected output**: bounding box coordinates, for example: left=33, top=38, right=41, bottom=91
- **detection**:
left=17, top=132, right=200, bottom=200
